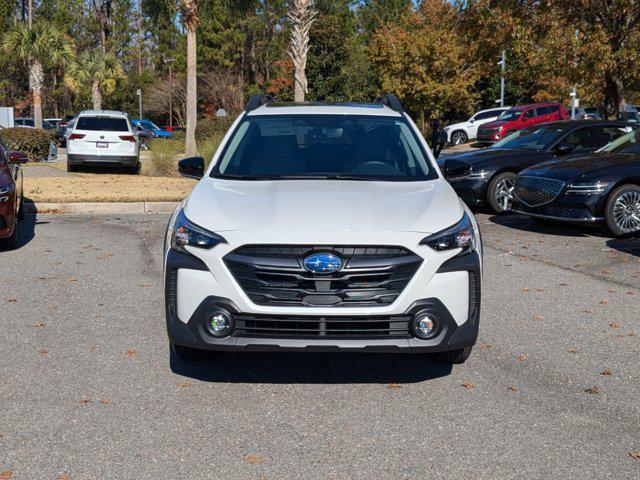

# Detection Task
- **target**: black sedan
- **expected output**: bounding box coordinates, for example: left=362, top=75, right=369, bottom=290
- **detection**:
left=442, top=121, right=634, bottom=213
left=512, top=128, right=640, bottom=236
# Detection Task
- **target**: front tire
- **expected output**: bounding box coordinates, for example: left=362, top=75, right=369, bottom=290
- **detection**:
left=451, top=130, right=468, bottom=146
left=434, top=347, right=472, bottom=364
left=171, top=343, right=210, bottom=362
left=66, top=162, right=77, bottom=172
left=0, top=216, right=19, bottom=250
left=605, top=184, right=640, bottom=237
left=487, top=172, right=516, bottom=213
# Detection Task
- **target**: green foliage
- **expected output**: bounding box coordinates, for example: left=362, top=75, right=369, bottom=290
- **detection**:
left=195, top=116, right=236, bottom=143
left=148, top=139, right=181, bottom=176
left=0, top=128, right=54, bottom=162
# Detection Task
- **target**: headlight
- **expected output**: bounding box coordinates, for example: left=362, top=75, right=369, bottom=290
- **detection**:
left=468, top=169, right=489, bottom=179
left=566, top=182, right=609, bottom=195
left=167, top=208, right=226, bottom=253
left=420, top=212, right=476, bottom=253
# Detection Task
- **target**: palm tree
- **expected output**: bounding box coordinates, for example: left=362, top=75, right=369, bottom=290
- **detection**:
left=64, top=50, right=124, bottom=110
left=3, top=21, right=74, bottom=129
left=288, top=0, right=316, bottom=102
left=144, top=0, right=252, bottom=157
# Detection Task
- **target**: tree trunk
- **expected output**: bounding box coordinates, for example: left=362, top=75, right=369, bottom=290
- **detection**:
left=30, top=60, right=44, bottom=130
left=288, top=0, right=316, bottom=103
left=185, top=21, right=198, bottom=157
left=92, top=80, right=103, bottom=110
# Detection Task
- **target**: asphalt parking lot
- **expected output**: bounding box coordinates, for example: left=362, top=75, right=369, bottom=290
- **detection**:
left=1, top=213, right=639, bottom=479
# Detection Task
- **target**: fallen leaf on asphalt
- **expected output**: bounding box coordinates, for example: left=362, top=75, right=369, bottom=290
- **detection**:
left=602, top=268, right=612, bottom=274
left=244, top=455, right=265, bottom=464
left=138, top=284, right=153, bottom=288
left=38, top=348, right=49, bottom=356
left=584, top=310, right=593, bottom=314
left=559, top=283, right=568, bottom=286
left=568, top=347, right=579, bottom=354
left=99, top=399, right=111, bottom=405
left=522, top=288, right=530, bottom=292
left=7, top=298, right=17, bottom=303
left=0, top=470, right=12, bottom=479
left=79, top=398, right=92, bottom=404
left=388, top=383, right=402, bottom=390
left=606, top=289, right=616, bottom=294
left=68, top=278, right=77, bottom=283
left=533, top=315, right=544, bottom=321
left=600, top=299, right=609, bottom=305
left=535, top=288, right=545, bottom=292
left=628, top=332, right=636, bottom=337
left=178, top=382, right=193, bottom=388
left=600, top=369, right=613, bottom=376
left=609, top=322, right=621, bottom=329
left=125, top=350, right=138, bottom=358
left=479, top=343, right=492, bottom=349
left=629, top=451, right=640, bottom=460
left=461, top=382, right=474, bottom=389
left=573, top=263, right=582, bottom=268
left=32, top=322, right=45, bottom=329
left=627, top=291, right=635, bottom=295
left=517, top=354, right=527, bottom=362
left=507, top=386, right=519, bottom=392
left=584, top=386, right=599, bottom=394
left=57, top=475, right=70, bottom=480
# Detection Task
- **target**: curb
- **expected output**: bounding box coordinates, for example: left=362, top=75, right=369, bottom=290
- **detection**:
left=25, top=201, right=180, bottom=214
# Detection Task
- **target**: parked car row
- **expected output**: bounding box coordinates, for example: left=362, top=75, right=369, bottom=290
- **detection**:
left=441, top=119, right=640, bottom=236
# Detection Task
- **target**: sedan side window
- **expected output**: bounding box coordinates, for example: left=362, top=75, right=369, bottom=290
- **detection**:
left=562, top=127, right=607, bottom=152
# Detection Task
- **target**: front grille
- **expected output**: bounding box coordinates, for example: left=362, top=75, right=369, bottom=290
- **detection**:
left=478, top=128, right=498, bottom=138
left=224, top=244, right=422, bottom=307
left=234, top=313, right=412, bottom=338
left=514, top=176, right=565, bottom=207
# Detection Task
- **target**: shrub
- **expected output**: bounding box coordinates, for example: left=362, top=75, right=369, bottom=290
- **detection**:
left=195, top=116, right=235, bottom=143
left=0, top=127, right=54, bottom=162
left=148, top=138, right=181, bottom=176
left=171, top=130, right=186, bottom=142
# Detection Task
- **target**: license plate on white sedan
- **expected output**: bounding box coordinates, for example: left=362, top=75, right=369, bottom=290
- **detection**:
left=96, top=142, right=108, bottom=148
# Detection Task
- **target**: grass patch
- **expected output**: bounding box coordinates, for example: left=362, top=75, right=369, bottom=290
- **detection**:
left=147, top=139, right=182, bottom=176
left=26, top=174, right=197, bottom=203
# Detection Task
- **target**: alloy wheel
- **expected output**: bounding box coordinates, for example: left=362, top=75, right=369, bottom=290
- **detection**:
left=451, top=132, right=467, bottom=145
left=495, top=177, right=515, bottom=212
left=613, top=190, right=640, bottom=233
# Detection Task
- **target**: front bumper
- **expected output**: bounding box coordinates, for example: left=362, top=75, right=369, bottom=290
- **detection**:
left=447, top=178, right=488, bottom=207
left=165, top=248, right=481, bottom=353
left=512, top=193, right=606, bottom=224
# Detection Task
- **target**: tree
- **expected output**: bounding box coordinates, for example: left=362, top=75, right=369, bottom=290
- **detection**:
left=2, top=20, right=74, bottom=129
left=288, top=0, right=315, bottom=102
left=64, top=49, right=124, bottom=110
left=369, top=1, right=480, bottom=122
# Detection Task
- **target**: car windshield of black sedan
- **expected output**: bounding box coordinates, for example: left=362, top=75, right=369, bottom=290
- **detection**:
left=492, top=126, right=565, bottom=150
left=601, top=129, right=640, bottom=154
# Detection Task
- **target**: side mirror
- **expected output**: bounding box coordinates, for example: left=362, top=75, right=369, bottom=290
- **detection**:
left=136, top=125, right=144, bottom=131
left=178, top=156, right=205, bottom=179
left=9, top=151, right=29, bottom=164
left=469, top=118, right=475, bottom=124
left=555, top=143, right=574, bottom=155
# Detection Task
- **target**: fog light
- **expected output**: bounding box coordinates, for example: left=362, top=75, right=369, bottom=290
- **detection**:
left=412, top=312, right=438, bottom=339
left=207, top=310, right=233, bottom=337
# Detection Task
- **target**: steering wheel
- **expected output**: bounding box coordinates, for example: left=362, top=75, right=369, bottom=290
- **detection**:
left=349, top=161, right=400, bottom=176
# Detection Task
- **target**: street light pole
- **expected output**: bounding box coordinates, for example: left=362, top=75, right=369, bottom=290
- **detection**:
left=571, top=29, right=579, bottom=120
left=137, top=89, right=142, bottom=120
left=499, top=50, right=506, bottom=108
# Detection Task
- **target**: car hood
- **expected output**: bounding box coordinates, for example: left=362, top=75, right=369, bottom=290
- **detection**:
left=519, top=152, right=640, bottom=182
left=478, top=120, right=508, bottom=130
left=443, top=148, right=536, bottom=175
left=184, top=178, right=463, bottom=235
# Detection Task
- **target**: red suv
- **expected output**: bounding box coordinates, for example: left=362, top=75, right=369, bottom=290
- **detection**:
left=0, top=146, right=27, bottom=250
left=477, top=103, right=569, bottom=143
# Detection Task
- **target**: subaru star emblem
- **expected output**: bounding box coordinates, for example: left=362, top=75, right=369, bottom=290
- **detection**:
left=303, top=253, right=342, bottom=274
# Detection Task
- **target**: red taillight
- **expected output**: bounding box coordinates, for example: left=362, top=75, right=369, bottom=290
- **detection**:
left=69, top=133, right=85, bottom=140
left=119, top=135, right=136, bottom=142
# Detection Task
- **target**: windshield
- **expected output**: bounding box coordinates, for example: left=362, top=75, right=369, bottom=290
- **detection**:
left=212, top=114, right=437, bottom=181
left=492, top=126, right=566, bottom=150
left=76, top=116, right=129, bottom=131
left=601, top=129, right=640, bottom=154
left=497, top=110, right=522, bottom=121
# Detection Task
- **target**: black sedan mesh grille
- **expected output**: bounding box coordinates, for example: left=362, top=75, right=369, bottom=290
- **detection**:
left=224, top=245, right=422, bottom=308
left=514, top=176, right=565, bottom=207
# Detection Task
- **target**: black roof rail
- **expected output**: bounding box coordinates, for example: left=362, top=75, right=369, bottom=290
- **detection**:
left=374, top=94, right=403, bottom=112
left=246, top=94, right=275, bottom=111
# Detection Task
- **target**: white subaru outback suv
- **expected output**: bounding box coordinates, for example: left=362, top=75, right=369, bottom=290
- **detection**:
left=66, top=110, right=140, bottom=173
left=164, top=95, right=482, bottom=364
